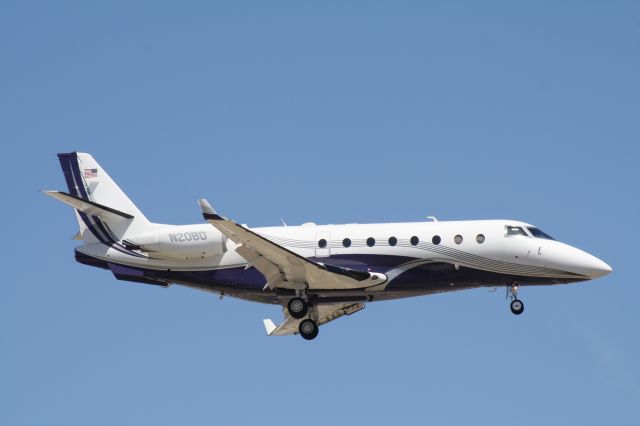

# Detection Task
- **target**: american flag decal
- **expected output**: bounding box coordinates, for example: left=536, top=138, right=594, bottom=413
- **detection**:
left=84, top=168, right=98, bottom=178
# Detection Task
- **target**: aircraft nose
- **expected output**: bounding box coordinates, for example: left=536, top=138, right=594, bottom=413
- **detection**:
left=567, top=247, right=612, bottom=279
left=587, top=256, right=612, bottom=278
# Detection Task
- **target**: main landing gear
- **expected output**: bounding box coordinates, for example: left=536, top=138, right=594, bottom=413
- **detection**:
left=287, top=297, right=308, bottom=319
left=287, top=294, right=319, bottom=340
left=299, top=318, right=319, bottom=340
left=508, top=283, right=525, bottom=315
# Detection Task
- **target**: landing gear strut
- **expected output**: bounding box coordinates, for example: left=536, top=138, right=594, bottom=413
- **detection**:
left=287, top=297, right=308, bottom=319
left=508, top=283, right=524, bottom=315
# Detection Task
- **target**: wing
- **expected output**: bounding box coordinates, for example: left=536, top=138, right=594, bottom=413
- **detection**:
left=198, top=199, right=387, bottom=290
left=263, top=303, right=365, bottom=336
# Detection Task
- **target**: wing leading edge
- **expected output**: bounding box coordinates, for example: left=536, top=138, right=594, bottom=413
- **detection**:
left=198, top=199, right=387, bottom=291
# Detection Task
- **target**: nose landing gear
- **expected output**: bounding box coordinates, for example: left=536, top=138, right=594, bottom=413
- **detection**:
left=508, top=283, right=524, bottom=315
left=510, top=299, right=524, bottom=315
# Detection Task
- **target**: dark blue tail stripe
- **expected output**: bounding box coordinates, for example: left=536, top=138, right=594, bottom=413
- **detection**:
left=59, top=153, right=107, bottom=243
left=64, top=153, right=111, bottom=244
left=58, top=153, right=80, bottom=198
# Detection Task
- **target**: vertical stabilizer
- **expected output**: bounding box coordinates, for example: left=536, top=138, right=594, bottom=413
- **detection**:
left=57, top=152, right=151, bottom=242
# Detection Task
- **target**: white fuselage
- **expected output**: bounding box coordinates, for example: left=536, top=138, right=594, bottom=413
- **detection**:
left=77, top=219, right=611, bottom=282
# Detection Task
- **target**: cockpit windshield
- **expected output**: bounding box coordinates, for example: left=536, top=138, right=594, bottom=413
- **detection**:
left=527, top=227, right=555, bottom=240
left=505, top=226, right=528, bottom=237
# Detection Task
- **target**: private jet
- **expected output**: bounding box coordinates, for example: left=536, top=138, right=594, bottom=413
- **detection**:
left=45, top=152, right=612, bottom=340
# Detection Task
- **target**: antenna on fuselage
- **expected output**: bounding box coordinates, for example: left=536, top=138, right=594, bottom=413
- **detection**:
left=427, top=216, right=438, bottom=222
left=281, top=218, right=287, bottom=226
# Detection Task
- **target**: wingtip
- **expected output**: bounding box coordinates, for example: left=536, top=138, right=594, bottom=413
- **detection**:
left=198, top=198, right=215, bottom=214
left=262, top=319, right=277, bottom=336
left=199, top=199, right=224, bottom=220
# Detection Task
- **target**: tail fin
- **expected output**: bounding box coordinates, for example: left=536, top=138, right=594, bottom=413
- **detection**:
left=53, top=152, right=151, bottom=243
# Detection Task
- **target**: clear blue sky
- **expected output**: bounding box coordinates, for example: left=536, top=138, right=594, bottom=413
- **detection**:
left=3, top=1, right=639, bottom=424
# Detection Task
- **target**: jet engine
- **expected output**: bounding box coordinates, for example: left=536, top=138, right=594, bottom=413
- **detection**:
left=123, top=226, right=228, bottom=260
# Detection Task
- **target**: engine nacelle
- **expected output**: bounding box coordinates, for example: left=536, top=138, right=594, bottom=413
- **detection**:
left=126, top=226, right=228, bottom=260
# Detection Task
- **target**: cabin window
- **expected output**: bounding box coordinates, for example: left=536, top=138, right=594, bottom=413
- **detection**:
left=505, top=226, right=528, bottom=237
left=342, top=238, right=351, bottom=248
left=476, top=234, right=485, bottom=244
left=432, top=235, right=441, bottom=245
left=367, top=237, right=376, bottom=247
left=454, top=235, right=463, bottom=244
left=410, top=236, right=419, bottom=246
left=388, top=237, right=397, bottom=246
left=318, top=239, right=327, bottom=248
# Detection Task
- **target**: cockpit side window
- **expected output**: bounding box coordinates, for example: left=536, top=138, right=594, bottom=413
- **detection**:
left=505, top=226, right=528, bottom=237
left=527, top=227, right=555, bottom=240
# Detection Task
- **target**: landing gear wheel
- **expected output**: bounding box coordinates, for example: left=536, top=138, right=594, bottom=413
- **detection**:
left=299, top=319, right=319, bottom=340
left=287, top=297, right=308, bottom=319
left=510, top=299, right=524, bottom=315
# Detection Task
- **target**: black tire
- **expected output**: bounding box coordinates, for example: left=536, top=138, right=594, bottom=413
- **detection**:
left=287, top=297, right=308, bottom=319
left=510, top=299, right=524, bottom=315
left=299, top=319, right=319, bottom=340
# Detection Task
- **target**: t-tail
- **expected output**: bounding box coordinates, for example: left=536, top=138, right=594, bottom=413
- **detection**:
left=44, top=152, right=152, bottom=244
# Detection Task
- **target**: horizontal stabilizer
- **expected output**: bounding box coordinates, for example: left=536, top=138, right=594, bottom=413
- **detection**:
left=44, top=191, right=134, bottom=221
